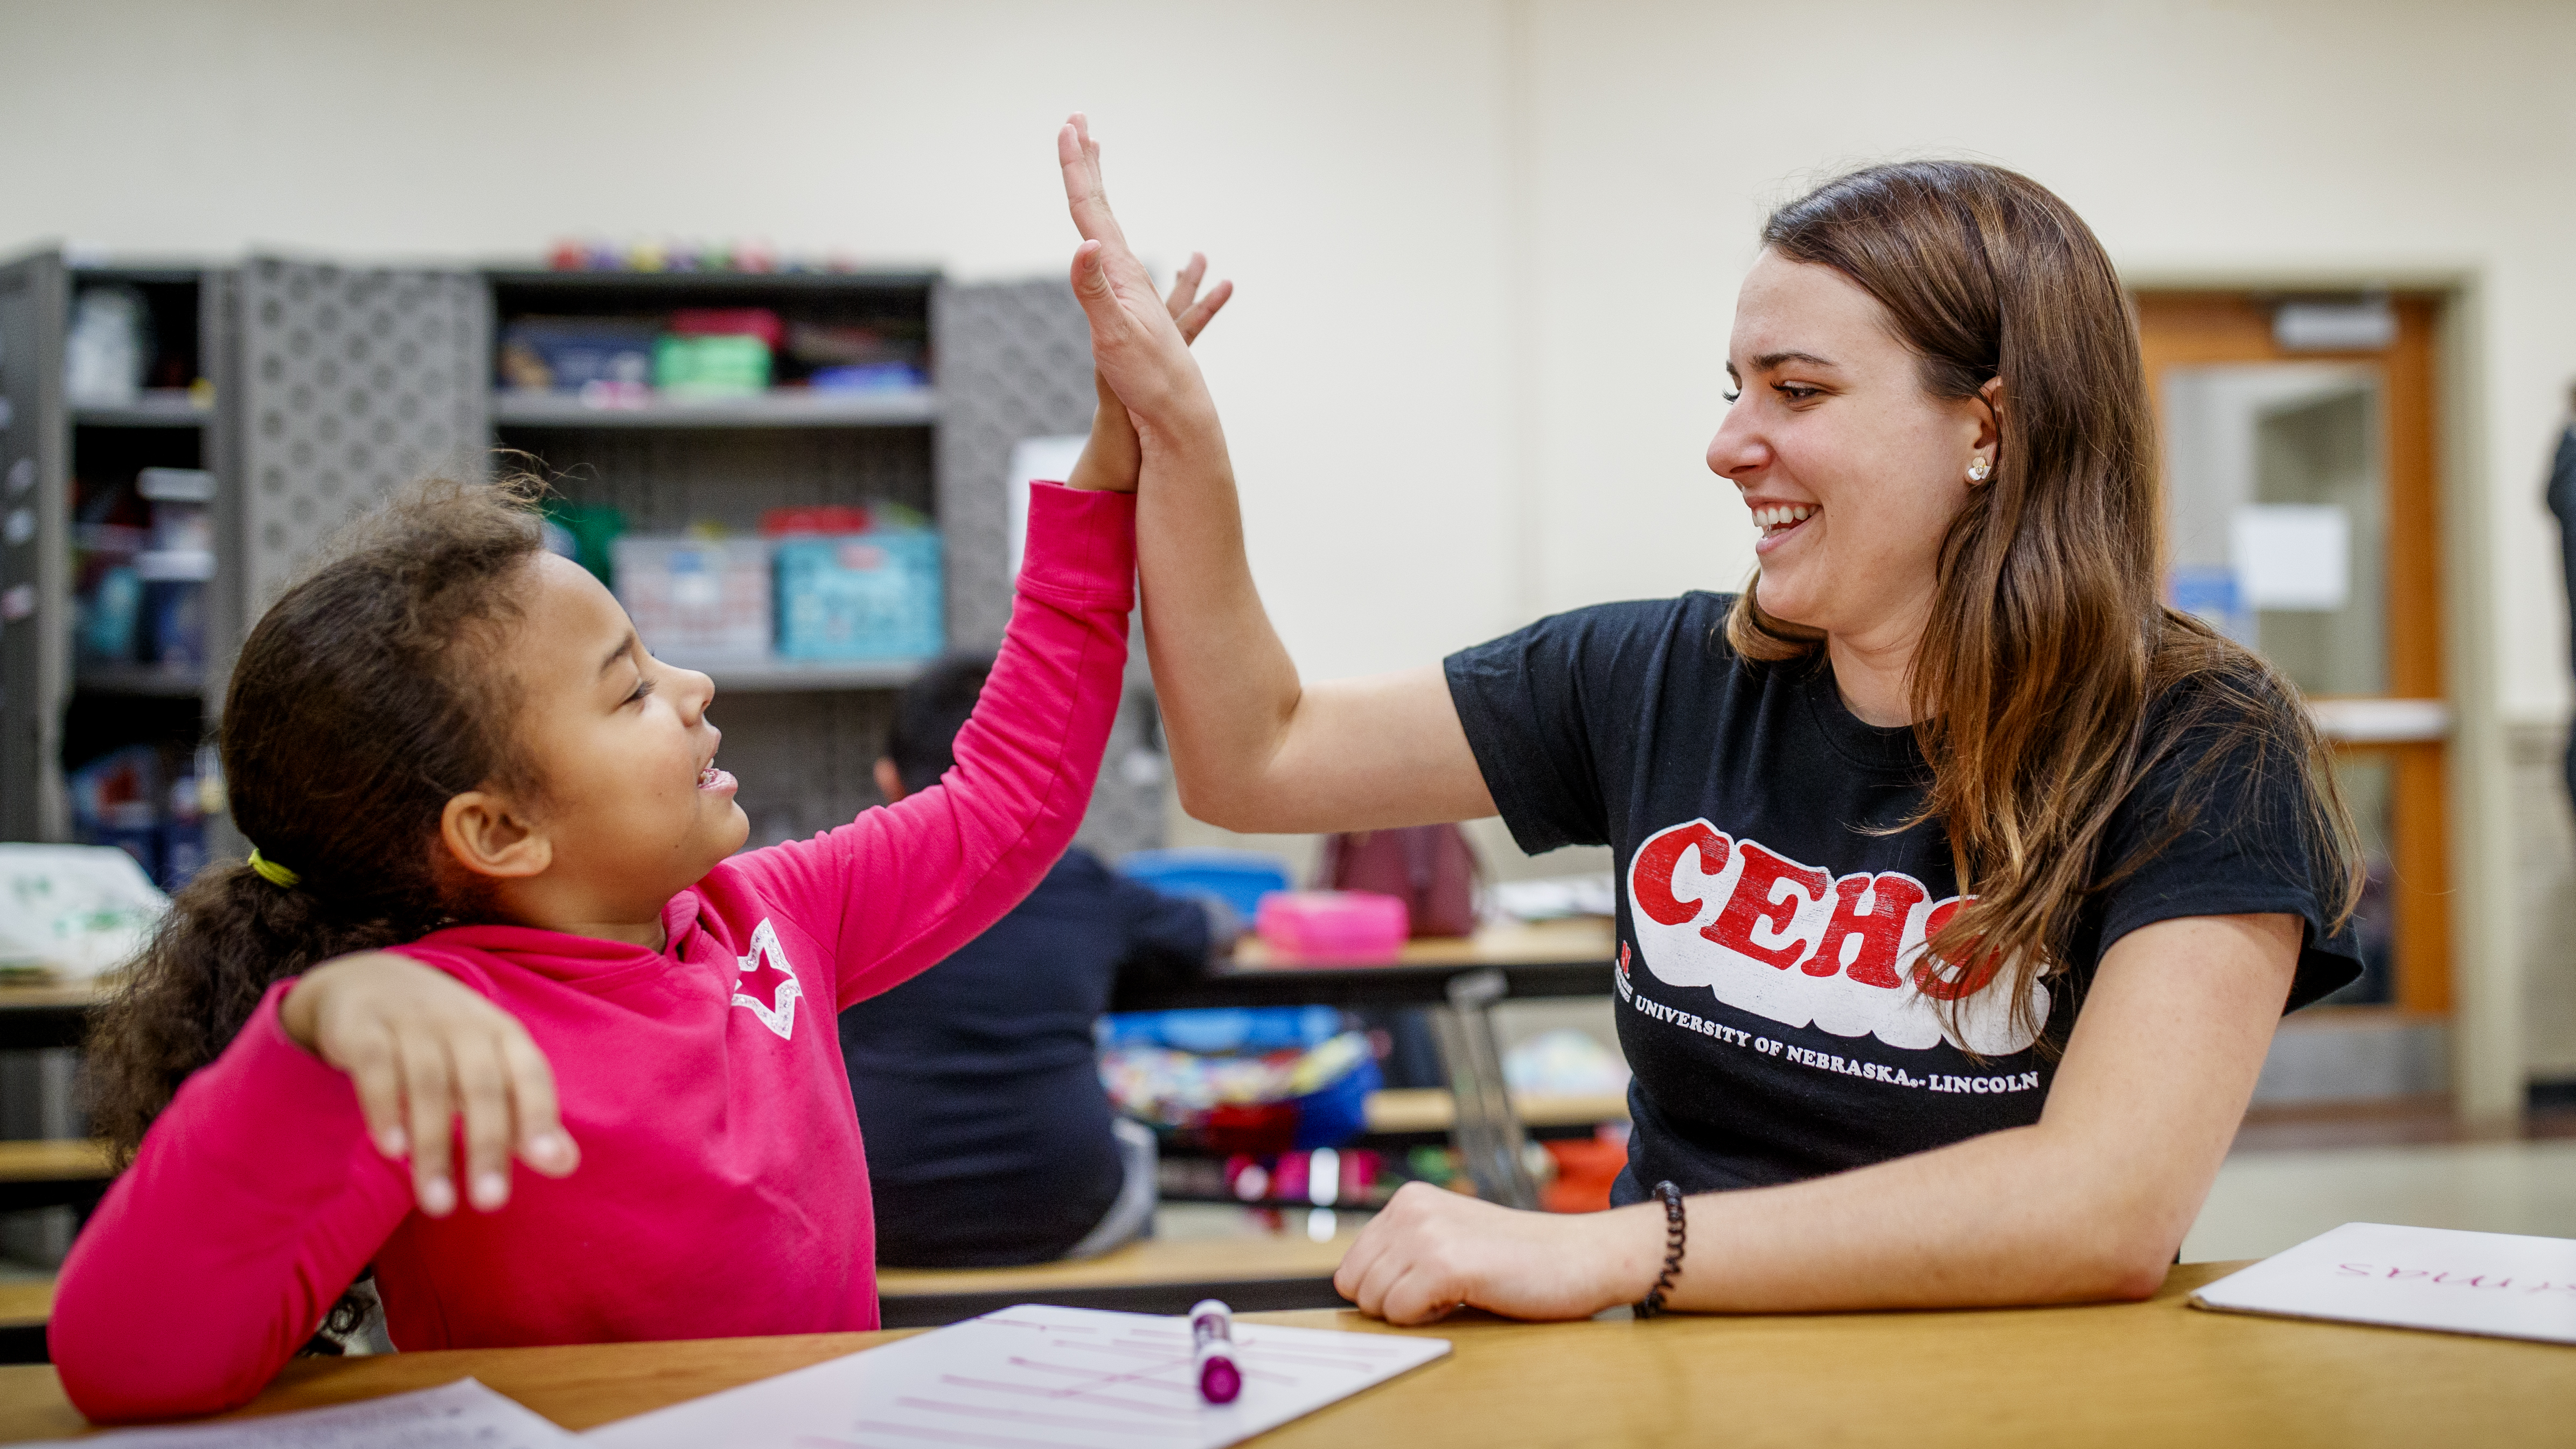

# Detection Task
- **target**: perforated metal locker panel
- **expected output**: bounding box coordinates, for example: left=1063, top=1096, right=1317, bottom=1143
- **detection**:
left=238, top=258, right=489, bottom=616
left=934, top=279, right=1164, bottom=859
left=0, top=252, right=68, bottom=841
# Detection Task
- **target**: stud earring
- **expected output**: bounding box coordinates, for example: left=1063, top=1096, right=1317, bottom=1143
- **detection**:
left=1967, top=456, right=1992, bottom=483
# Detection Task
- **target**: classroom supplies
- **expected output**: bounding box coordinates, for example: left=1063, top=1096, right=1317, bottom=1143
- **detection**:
left=772, top=530, right=943, bottom=661
left=612, top=536, right=772, bottom=661
left=1191, top=1298, right=1243, bottom=1403
left=16, top=1378, right=573, bottom=1447
left=0, top=842, right=167, bottom=979
left=581, top=1302, right=1450, bottom=1448
left=1256, top=889, right=1410, bottom=961
left=2190, top=1222, right=2576, bottom=1344
left=1117, top=847, right=1294, bottom=918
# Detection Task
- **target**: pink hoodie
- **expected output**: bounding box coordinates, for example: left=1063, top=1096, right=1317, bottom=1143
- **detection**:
left=51, top=483, right=1137, bottom=1422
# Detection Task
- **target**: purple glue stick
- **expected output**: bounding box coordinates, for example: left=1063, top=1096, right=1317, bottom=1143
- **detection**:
left=1191, top=1298, right=1242, bottom=1404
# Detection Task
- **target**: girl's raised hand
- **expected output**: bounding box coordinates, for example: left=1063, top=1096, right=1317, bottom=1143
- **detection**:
left=1058, top=114, right=1220, bottom=431
left=280, top=952, right=580, bottom=1217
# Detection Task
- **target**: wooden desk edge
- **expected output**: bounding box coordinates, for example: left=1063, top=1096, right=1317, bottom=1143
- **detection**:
left=0, top=1262, right=2265, bottom=1441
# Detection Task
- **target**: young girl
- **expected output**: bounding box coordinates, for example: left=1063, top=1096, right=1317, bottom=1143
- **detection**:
left=54, top=189, right=1231, bottom=1420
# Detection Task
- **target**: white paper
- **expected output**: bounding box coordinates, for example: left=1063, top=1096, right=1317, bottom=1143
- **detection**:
left=20, top=1378, right=575, bottom=1448
left=583, top=1304, right=1451, bottom=1449
left=2191, top=1222, right=2576, bottom=1344
left=1004, top=435, right=1090, bottom=580
left=2230, top=504, right=2350, bottom=610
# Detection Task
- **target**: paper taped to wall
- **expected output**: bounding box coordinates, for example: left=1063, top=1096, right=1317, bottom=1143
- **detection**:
left=2230, top=504, right=2350, bottom=611
left=582, top=1303, right=1451, bottom=1448
left=18, top=1378, right=574, bottom=1448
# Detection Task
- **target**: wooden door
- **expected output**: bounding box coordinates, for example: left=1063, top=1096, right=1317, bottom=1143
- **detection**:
left=2133, top=292, right=2447, bottom=1015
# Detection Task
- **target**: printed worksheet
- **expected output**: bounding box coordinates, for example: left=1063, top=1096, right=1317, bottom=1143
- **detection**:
left=19, top=1378, right=575, bottom=1448
left=582, top=1304, right=1451, bottom=1448
left=2191, top=1221, right=2576, bottom=1344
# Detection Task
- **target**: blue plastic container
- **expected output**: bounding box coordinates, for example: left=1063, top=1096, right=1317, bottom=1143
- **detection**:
left=774, top=532, right=943, bottom=661
left=1117, top=848, right=1294, bottom=919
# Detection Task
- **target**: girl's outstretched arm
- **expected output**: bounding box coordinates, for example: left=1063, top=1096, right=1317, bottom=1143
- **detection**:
left=721, top=478, right=1137, bottom=1008
left=1057, top=115, right=1497, bottom=834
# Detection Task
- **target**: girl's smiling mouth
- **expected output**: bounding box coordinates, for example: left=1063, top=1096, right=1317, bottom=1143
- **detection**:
left=697, top=761, right=736, bottom=793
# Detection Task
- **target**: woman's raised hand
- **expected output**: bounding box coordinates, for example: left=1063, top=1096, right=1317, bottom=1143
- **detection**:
left=1059, top=114, right=1222, bottom=431
left=280, top=952, right=580, bottom=1218
left=1067, top=250, right=1233, bottom=493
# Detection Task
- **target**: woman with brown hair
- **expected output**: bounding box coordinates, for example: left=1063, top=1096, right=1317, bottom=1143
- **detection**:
left=1062, top=121, right=2362, bottom=1320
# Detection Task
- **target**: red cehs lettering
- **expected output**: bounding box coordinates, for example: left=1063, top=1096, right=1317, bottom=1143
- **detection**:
left=1702, top=841, right=1829, bottom=970
left=1812, top=872, right=1927, bottom=986
left=1911, top=898, right=2005, bottom=1001
left=1632, top=823, right=1730, bottom=926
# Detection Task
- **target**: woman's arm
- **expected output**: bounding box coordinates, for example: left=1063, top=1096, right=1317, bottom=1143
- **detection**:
left=1334, top=911, right=2299, bottom=1322
left=1056, top=115, right=1495, bottom=833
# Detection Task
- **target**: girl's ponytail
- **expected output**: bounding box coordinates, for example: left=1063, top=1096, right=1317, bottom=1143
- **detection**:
left=86, top=473, right=549, bottom=1162
left=88, top=862, right=424, bottom=1164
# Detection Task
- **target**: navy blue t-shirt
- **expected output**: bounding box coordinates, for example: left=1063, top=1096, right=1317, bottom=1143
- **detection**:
left=840, top=847, right=1210, bottom=1267
left=1445, top=593, right=2360, bottom=1203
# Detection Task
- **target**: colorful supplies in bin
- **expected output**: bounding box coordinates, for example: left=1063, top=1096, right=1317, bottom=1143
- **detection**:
left=1099, top=1029, right=1382, bottom=1154
left=774, top=531, right=942, bottom=661
left=612, top=537, right=772, bottom=660
left=497, top=317, right=658, bottom=394
left=1117, top=849, right=1294, bottom=918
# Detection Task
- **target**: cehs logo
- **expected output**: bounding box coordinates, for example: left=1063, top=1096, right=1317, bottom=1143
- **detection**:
left=1625, top=818, right=2046, bottom=1055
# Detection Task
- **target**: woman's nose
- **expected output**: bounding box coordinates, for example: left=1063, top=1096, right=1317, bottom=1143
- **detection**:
left=1706, top=408, right=1766, bottom=479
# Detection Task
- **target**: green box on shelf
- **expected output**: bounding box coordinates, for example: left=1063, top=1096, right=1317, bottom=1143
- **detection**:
left=774, top=532, right=943, bottom=661
left=653, top=333, right=771, bottom=398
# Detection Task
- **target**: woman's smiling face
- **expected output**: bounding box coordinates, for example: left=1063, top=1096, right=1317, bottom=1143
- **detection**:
left=1706, top=249, right=1994, bottom=648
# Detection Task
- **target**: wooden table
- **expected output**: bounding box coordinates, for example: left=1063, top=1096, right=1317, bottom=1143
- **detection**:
left=2, top=1263, right=2566, bottom=1445
left=0, top=982, right=106, bottom=1054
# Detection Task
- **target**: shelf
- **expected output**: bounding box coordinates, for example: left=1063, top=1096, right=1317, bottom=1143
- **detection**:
left=74, top=664, right=203, bottom=697
left=663, top=655, right=931, bottom=692
left=492, top=388, right=935, bottom=429
left=485, top=267, right=939, bottom=294
left=71, top=392, right=210, bottom=429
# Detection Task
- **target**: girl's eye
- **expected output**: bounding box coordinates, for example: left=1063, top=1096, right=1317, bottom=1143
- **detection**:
left=626, top=677, right=657, bottom=706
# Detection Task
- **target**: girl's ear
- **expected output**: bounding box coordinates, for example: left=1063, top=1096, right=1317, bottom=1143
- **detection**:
left=440, top=790, right=552, bottom=880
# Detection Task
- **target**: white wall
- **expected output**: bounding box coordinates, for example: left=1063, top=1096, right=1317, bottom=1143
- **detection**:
left=0, top=0, right=1522, bottom=681
left=6, top=0, right=2570, bottom=708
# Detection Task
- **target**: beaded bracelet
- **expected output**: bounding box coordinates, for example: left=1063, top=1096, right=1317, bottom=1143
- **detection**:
left=1632, top=1179, right=1687, bottom=1319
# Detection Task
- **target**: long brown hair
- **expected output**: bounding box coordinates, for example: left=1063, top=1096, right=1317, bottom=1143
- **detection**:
left=88, top=475, right=549, bottom=1162
left=1725, top=160, right=2362, bottom=1044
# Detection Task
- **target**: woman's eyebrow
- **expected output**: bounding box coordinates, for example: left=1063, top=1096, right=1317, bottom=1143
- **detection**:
left=1753, top=349, right=1839, bottom=371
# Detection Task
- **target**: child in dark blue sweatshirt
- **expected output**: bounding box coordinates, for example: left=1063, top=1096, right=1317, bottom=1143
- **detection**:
left=841, top=655, right=1226, bottom=1267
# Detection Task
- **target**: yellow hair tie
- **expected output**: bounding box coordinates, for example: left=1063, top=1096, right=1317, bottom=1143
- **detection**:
left=247, top=849, right=302, bottom=889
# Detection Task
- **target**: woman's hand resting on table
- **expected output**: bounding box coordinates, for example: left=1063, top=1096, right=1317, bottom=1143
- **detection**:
left=1335, top=1182, right=1667, bottom=1325
left=281, top=953, right=579, bottom=1218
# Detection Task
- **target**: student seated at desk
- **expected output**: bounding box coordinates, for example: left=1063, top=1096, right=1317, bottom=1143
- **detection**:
left=844, top=655, right=1228, bottom=1268
left=1055, top=120, right=2363, bottom=1323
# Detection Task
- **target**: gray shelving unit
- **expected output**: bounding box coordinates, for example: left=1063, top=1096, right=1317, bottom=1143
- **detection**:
left=0, top=252, right=238, bottom=855
left=2, top=253, right=1168, bottom=865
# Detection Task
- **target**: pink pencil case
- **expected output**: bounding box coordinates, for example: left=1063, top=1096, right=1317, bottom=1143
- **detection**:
left=1255, top=890, right=1410, bottom=962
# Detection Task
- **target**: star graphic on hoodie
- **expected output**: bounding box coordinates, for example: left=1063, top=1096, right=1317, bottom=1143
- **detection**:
left=731, top=919, right=803, bottom=1041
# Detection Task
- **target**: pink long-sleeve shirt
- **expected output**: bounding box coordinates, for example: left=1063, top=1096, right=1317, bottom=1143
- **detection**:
left=51, top=483, right=1137, bottom=1423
